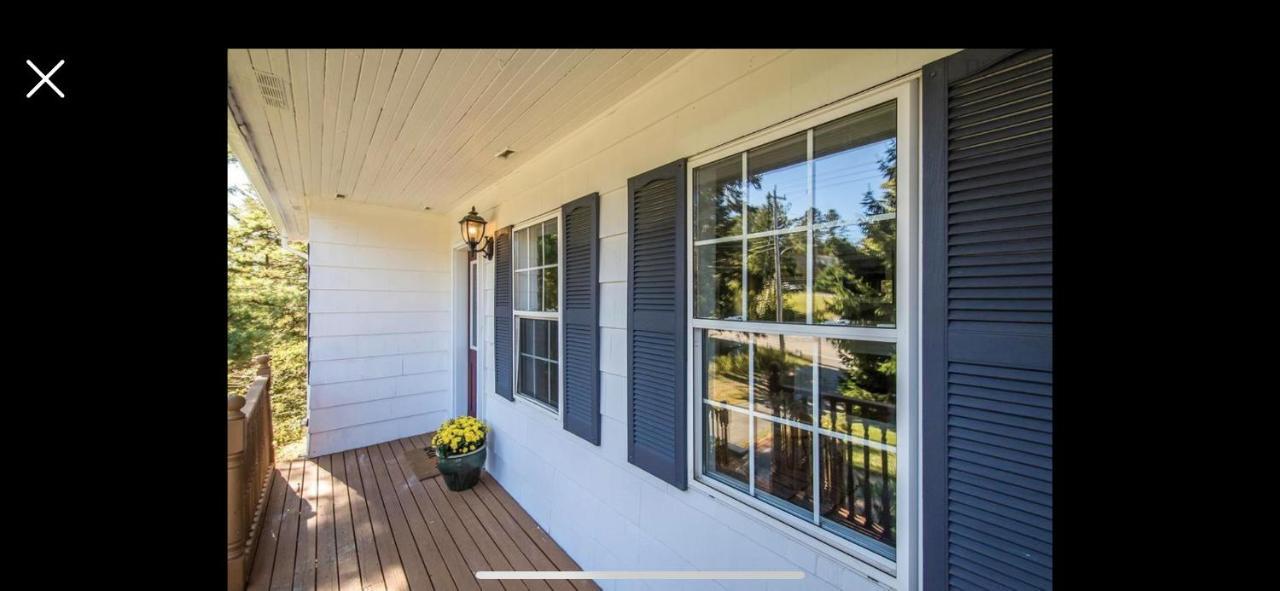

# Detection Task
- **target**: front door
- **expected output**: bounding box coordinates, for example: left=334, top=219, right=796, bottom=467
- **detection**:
left=467, top=253, right=479, bottom=416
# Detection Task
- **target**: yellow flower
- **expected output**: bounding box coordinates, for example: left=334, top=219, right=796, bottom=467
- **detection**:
left=433, top=416, right=487, bottom=455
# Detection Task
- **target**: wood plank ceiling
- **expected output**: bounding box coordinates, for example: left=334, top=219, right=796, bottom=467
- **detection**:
left=228, top=49, right=692, bottom=238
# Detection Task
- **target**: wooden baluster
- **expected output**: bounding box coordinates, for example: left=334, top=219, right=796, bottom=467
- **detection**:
left=228, top=394, right=248, bottom=591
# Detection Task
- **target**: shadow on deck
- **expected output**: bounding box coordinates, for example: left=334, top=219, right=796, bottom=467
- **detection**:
left=246, top=433, right=598, bottom=591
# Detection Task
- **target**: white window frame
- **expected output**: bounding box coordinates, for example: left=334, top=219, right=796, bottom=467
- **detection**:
left=511, top=209, right=565, bottom=418
left=684, top=75, right=920, bottom=589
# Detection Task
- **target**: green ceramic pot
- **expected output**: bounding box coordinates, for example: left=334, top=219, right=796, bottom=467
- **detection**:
left=436, top=444, right=486, bottom=491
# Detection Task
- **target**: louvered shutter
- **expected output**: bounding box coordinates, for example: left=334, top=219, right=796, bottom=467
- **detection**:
left=922, top=49, right=1053, bottom=590
left=626, top=159, right=688, bottom=489
left=493, top=225, right=514, bottom=401
left=562, top=193, right=601, bottom=444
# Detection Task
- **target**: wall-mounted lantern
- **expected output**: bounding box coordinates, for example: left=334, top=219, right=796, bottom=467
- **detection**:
left=459, top=206, right=493, bottom=259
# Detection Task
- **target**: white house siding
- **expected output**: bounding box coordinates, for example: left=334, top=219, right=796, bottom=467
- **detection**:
left=461, top=50, right=957, bottom=591
left=306, top=200, right=455, bottom=457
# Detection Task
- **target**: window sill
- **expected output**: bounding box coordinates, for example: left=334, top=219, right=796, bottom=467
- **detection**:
left=513, top=393, right=560, bottom=422
left=687, top=478, right=898, bottom=589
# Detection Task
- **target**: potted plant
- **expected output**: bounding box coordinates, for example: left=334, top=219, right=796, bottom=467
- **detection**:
left=431, top=416, right=488, bottom=491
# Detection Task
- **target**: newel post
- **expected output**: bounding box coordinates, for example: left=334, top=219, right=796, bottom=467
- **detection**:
left=254, top=354, right=272, bottom=378
left=227, top=394, right=247, bottom=591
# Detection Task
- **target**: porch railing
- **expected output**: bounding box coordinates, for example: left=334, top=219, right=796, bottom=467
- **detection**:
left=228, top=355, right=275, bottom=591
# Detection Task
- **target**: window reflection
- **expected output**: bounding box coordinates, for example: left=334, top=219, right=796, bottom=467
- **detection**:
left=704, top=405, right=749, bottom=490
left=813, top=223, right=894, bottom=327
left=754, top=416, right=813, bottom=517
left=813, top=102, right=896, bottom=229
left=514, top=270, right=530, bottom=310
left=540, top=219, right=557, bottom=265
left=690, top=101, right=896, bottom=329
left=544, top=266, right=558, bottom=312
left=817, top=338, right=896, bottom=550
left=812, top=102, right=896, bottom=328
left=694, top=154, right=743, bottom=240
left=747, top=132, right=808, bottom=232
left=517, top=317, right=559, bottom=409
left=752, top=333, right=814, bottom=422
left=691, top=99, right=901, bottom=558
left=694, top=241, right=742, bottom=320
left=746, top=232, right=807, bottom=323
left=513, top=221, right=560, bottom=314
left=702, top=330, right=749, bottom=409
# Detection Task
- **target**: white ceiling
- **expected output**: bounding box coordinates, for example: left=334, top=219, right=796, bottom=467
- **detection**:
left=228, top=49, right=693, bottom=237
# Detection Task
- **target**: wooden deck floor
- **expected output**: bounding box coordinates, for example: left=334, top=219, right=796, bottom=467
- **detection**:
left=247, top=434, right=598, bottom=591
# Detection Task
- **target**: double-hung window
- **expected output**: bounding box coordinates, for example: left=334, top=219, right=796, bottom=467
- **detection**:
left=513, top=214, right=561, bottom=412
left=690, top=86, right=913, bottom=568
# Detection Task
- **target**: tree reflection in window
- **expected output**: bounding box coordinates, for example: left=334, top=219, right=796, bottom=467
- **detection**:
left=692, top=101, right=897, bottom=327
left=814, top=137, right=896, bottom=327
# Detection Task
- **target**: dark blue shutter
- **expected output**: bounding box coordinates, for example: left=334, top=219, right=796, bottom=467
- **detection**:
left=493, top=225, right=514, bottom=401
left=562, top=193, right=601, bottom=444
left=923, top=49, right=1053, bottom=590
left=627, top=159, right=687, bottom=489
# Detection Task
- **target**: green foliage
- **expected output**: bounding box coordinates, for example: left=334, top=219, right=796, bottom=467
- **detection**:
left=269, top=340, right=309, bottom=448
left=228, top=164, right=309, bottom=455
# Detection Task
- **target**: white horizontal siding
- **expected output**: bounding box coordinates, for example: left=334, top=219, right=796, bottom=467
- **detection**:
left=310, top=243, right=438, bottom=271
left=307, top=200, right=455, bottom=457
left=310, top=290, right=447, bottom=313
left=310, top=333, right=441, bottom=361
left=309, top=268, right=447, bottom=292
left=309, top=312, right=450, bottom=336
left=309, top=391, right=449, bottom=432
left=308, top=412, right=447, bottom=460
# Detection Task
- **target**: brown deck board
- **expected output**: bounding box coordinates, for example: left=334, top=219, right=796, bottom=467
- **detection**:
left=477, top=476, right=599, bottom=591
left=403, top=439, right=525, bottom=591
left=406, top=438, right=551, bottom=591
left=387, top=438, right=500, bottom=591
left=354, top=445, right=416, bottom=590
left=296, top=456, right=320, bottom=591
left=248, top=465, right=292, bottom=591
left=246, top=434, right=595, bottom=591
left=455, top=483, right=553, bottom=591
left=343, top=449, right=386, bottom=591
left=330, top=451, right=362, bottom=591
left=271, top=461, right=306, bottom=591
left=316, top=455, right=339, bottom=591
left=379, top=440, right=481, bottom=591
left=367, top=441, right=454, bottom=591
left=467, top=482, right=574, bottom=591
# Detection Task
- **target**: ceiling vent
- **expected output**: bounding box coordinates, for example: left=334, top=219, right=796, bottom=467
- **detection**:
left=254, top=69, right=291, bottom=110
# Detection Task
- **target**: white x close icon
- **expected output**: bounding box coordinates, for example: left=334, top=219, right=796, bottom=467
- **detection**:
left=26, top=60, right=65, bottom=98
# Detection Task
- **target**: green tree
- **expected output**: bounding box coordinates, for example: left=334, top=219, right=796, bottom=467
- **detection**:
left=228, top=150, right=309, bottom=455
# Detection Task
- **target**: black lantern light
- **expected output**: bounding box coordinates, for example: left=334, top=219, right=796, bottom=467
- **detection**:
left=459, top=206, right=493, bottom=259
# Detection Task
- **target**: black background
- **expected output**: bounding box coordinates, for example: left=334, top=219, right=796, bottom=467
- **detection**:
left=2, top=34, right=1211, bottom=588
